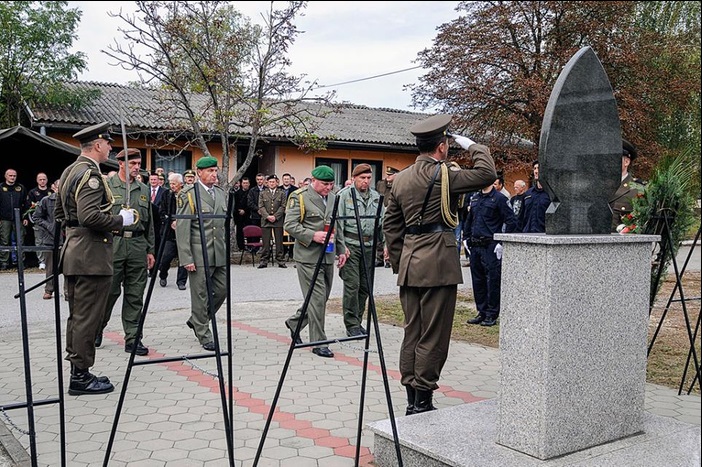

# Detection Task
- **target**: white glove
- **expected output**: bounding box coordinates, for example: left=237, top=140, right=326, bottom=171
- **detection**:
left=452, top=134, right=476, bottom=150
left=119, top=208, right=135, bottom=226
left=494, top=243, right=503, bottom=260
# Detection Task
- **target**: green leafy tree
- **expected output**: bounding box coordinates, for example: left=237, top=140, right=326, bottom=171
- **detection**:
left=104, top=1, right=336, bottom=189
left=0, top=1, right=91, bottom=128
left=412, top=1, right=700, bottom=178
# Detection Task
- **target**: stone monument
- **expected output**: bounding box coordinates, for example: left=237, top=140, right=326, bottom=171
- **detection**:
left=368, top=46, right=699, bottom=466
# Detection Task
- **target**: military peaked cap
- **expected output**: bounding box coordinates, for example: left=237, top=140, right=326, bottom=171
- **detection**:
left=409, top=114, right=452, bottom=139
left=385, top=166, right=400, bottom=175
left=73, top=122, right=114, bottom=143
left=622, top=139, right=638, bottom=161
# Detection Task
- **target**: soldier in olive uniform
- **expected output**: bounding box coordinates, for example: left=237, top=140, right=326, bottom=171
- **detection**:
left=336, top=163, right=383, bottom=337
left=55, top=122, right=138, bottom=395
left=97, top=148, right=155, bottom=356
left=284, top=165, right=348, bottom=358
left=609, top=139, right=645, bottom=232
left=374, top=166, right=399, bottom=267
left=383, top=114, right=497, bottom=415
left=176, top=156, right=228, bottom=351
left=257, top=174, right=287, bottom=268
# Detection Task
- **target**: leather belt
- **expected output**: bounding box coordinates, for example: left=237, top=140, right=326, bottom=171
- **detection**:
left=469, top=236, right=493, bottom=247
left=114, top=231, right=144, bottom=238
left=344, top=231, right=372, bottom=243
left=405, top=222, right=453, bottom=235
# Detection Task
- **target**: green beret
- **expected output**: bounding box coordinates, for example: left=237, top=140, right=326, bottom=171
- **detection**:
left=311, top=165, right=335, bottom=182
left=195, top=156, right=218, bottom=169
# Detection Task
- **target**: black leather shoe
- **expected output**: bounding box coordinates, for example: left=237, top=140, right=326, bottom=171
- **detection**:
left=202, top=341, right=216, bottom=351
left=257, top=263, right=267, bottom=269
left=177, top=284, right=187, bottom=290
left=95, top=333, right=103, bottom=348
left=346, top=327, right=366, bottom=337
left=124, top=341, right=149, bottom=356
left=68, top=372, right=114, bottom=396
left=480, top=318, right=498, bottom=327
left=467, top=314, right=485, bottom=325
left=278, top=263, right=287, bottom=268
left=375, top=261, right=384, bottom=267
left=312, top=347, right=334, bottom=358
left=285, top=321, right=302, bottom=345
left=159, top=279, right=167, bottom=287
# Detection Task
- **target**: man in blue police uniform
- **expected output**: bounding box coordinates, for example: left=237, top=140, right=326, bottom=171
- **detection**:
left=521, top=160, right=550, bottom=233
left=464, top=181, right=517, bottom=326
left=383, top=114, right=497, bottom=415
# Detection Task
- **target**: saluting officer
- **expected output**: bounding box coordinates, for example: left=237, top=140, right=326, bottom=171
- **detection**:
left=97, top=148, right=155, bottom=356
left=383, top=114, right=497, bottom=415
left=176, top=156, right=228, bottom=351
left=55, top=122, right=137, bottom=395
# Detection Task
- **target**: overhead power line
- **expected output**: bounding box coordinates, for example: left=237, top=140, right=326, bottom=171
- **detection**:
left=313, top=65, right=422, bottom=89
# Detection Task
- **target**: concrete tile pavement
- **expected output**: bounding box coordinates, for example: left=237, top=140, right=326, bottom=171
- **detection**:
left=1, top=273, right=700, bottom=466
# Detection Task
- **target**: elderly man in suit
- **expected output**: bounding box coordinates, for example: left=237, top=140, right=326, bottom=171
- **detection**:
left=383, top=114, right=496, bottom=415
left=55, top=122, right=137, bottom=395
left=176, top=156, right=228, bottom=351
left=283, top=165, right=348, bottom=358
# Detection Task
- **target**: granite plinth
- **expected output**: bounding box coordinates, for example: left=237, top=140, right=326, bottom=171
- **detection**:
left=368, top=400, right=700, bottom=467
left=494, top=233, right=659, bottom=459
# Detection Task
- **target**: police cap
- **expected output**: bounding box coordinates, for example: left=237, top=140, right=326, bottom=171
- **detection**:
left=622, top=139, right=637, bottom=161
left=409, top=114, right=452, bottom=139
left=73, top=122, right=114, bottom=144
left=115, top=148, right=141, bottom=160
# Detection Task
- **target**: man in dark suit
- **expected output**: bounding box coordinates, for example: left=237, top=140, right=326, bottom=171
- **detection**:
left=233, top=177, right=251, bottom=250
left=383, top=114, right=496, bottom=415
left=609, top=139, right=644, bottom=232
left=176, top=156, right=228, bottom=351
left=247, top=173, right=266, bottom=227
left=148, top=173, right=166, bottom=267
left=55, top=122, right=137, bottom=395
left=257, top=174, right=287, bottom=268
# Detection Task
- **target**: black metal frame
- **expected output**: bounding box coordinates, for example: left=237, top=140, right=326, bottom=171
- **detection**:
left=646, top=210, right=700, bottom=395
left=252, top=193, right=404, bottom=467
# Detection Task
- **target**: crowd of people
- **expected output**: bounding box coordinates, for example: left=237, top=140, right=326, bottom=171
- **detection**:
left=5, top=119, right=642, bottom=404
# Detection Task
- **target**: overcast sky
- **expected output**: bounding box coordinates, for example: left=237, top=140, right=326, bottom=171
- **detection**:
left=67, top=1, right=460, bottom=112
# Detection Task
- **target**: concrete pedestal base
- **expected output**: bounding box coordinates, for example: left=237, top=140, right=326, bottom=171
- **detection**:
left=368, top=400, right=700, bottom=467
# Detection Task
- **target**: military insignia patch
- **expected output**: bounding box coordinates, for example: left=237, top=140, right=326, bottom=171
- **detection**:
left=140, top=194, right=147, bottom=202
left=88, top=178, right=100, bottom=189
left=177, top=196, right=183, bottom=208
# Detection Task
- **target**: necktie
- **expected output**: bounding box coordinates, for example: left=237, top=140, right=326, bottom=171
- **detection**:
left=151, top=188, right=156, bottom=202
left=208, top=187, right=215, bottom=199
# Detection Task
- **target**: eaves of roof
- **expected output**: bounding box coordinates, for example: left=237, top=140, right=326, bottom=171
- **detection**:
left=29, top=81, right=431, bottom=148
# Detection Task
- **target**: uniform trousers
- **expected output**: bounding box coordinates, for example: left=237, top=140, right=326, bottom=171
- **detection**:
left=287, top=262, right=333, bottom=347
left=469, top=242, right=502, bottom=319
left=187, top=265, right=227, bottom=344
left=260, top=225, right=285, bottom=265
left=101, top=237, right=149, bottom=345
left=340, top=243, right=373, bottom=331
left=65, top=275, right=113, bottom=370
left=399, top=284, right=457, bottom=391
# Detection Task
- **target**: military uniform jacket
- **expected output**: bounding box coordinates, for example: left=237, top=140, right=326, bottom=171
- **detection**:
left=335, top=185, right=383, bottom=251
left=55, top=156, right=123, bottom=275
left=258, top=188, right=286, bottom=227
left=383, top=144, right=496, bottom=287
left=284, top=186, right=336, bottom=265
left=106, top=175, right=155, bottom=255
left=176, top=183, right=228, bottom=267
left=609, top=173, right=644, bottom=230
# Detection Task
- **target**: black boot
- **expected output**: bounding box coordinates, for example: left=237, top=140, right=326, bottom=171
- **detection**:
left=405, top=386, right=416, bottom=416
left=68, top=366, right=114, bottom=396
left=413, top=389, right=437, bottom=414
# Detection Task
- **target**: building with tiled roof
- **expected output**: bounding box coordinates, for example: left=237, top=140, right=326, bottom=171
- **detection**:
left=28, top=81, right=431, bottom=187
